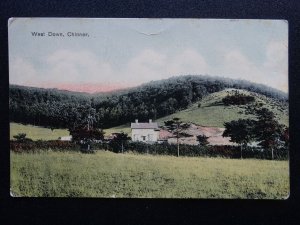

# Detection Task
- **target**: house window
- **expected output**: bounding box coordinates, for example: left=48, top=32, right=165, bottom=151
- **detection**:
left=148, top=134, right=153, bottom=141
left=142, top=136, right=146, bottom=141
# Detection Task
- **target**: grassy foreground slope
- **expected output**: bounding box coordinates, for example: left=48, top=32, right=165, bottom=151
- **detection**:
left=157, top=89, right=288, bottom=127
left=10, top=123, right=69, bottom=140
left=11, top=151, right=289, bottom=198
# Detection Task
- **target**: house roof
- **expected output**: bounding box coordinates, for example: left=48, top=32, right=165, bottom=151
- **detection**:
left=131, top=122, right=159, bottom=129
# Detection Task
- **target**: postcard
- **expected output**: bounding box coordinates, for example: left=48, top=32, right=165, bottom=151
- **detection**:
left=9, top=18, right=289, bottom=198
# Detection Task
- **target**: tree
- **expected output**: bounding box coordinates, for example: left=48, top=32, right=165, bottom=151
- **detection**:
left=13, top=133, right=32, bottom=143
left=222, top=93, right=255, bottom=106
left=109, top=132, right=131, bottom=153
left=223, top=119, right=255, bottom=159
left=164, top=118, right=191, bottom=157
left=196, top=134, right=209, bottom=146
left=224, top=107, right=288, bottom=160
left=253, top=108, right=286, bottom=160
left=281, top=127, right=289, bottom=149
left=69, top=127, right=104, bottom=153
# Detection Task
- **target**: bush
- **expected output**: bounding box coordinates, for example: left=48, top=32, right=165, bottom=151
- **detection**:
left=222, top=94, right=255, bottom=106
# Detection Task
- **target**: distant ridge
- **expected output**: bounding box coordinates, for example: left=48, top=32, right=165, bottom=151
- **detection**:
left=10, top=74, right=288, bottom=99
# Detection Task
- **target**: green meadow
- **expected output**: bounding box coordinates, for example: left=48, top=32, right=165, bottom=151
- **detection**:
left=10, top=150, right=289, bottom=198
left=10, top=123, right=69, bottom=140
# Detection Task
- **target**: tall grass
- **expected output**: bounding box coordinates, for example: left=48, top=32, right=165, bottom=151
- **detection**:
left=11, top=151, right=289, bottom=198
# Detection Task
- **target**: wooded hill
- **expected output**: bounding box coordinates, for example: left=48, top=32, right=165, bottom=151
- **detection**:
left=9, top=75, right=288, bottom=129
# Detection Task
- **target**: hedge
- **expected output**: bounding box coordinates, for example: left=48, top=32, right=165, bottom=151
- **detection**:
left=10, top=140, right=79, bottom=152
left=10, top=140, right=288, bottom=160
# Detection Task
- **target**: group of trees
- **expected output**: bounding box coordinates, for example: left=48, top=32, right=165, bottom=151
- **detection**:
left=9, top=75, right=288, bottom=130
left=222, top=92, right=255, bottom=106
left=223, top=107, right=288, bottom=159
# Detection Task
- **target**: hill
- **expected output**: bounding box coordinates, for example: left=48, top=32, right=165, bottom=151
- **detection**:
left=9, top=75, right=288, bottom=129
left=157, top=89, right=288, bottom=127
left=107, top=88, right=288, bottom=136
left=9, top=88, right=288, bottom=146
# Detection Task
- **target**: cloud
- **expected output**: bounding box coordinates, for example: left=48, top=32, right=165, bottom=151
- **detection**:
left=9, top=57, right=38, bottom=86
left=45, top=49, right=113, bottom=84
left=125, top=48, right=209, bottom=85
left=222, top=50, right=264, bottom=80
left=263, top=40, right=288, bottom=91
left=215, top=41, right=288, bottom=92
left=10, top=43, right=288, bottom=93
left=125, top=49, right=167, bottom=83
left=167, top=49, right=209, bottom=75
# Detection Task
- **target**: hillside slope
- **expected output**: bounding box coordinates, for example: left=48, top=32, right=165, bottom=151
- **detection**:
left=157, top=89, right=288, bottom=127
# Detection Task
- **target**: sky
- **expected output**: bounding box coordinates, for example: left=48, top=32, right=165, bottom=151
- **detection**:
left=8, top=18, right=288, bottom=93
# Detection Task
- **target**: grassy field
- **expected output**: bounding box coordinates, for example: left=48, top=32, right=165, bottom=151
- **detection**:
left=10, top=150, right=289, bottom=198
left=104, top=124, right=131, bottom=136
left=10, top=123, right=70, bottom=141
left=10, top=122, right=131, bottom=140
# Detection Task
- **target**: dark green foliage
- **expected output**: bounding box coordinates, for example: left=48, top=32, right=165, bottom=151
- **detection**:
left=253, top=108, right=287, bottom=159
left=13, top=133, right=26, bottom=140
left=10, top=140, right=288, bottom=160
left=222, top=92, right=255, bottom=106
left=223, top=119, right=256, bottom=159
left=196, top=135, right=209, bottom=146
left=223, top=119, right=256, bottom=146
left=10, top=140, right=79, bottom=152
left=69, top=127, right=104, bottom=143
left=100, top=142, right=288, bottom=159
left=69, top=127, right=104, bottom=153
left=109, top=132, right=131, bottom=153
left=9, top=75, right=288, bottom=129
left=224, top=107, right=288, bottom=160
left=164, top=118, right=191, bottom=157
left=13, top=133, right=33, bottom=143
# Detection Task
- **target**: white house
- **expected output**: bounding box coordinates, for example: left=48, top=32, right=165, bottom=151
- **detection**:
left=131, top=119, right=160, bottom=143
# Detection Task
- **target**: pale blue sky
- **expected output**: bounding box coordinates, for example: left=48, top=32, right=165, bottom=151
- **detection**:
left=9, top=18, right=288, bottom=93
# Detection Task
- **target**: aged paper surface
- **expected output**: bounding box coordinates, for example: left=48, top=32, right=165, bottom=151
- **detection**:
left=9, top=18, right=288, bottom=198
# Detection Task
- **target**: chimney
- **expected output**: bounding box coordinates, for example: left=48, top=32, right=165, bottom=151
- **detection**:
left=135, top=119, right=138, bottom=123
left=149, top=119, right=152, bottom=123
